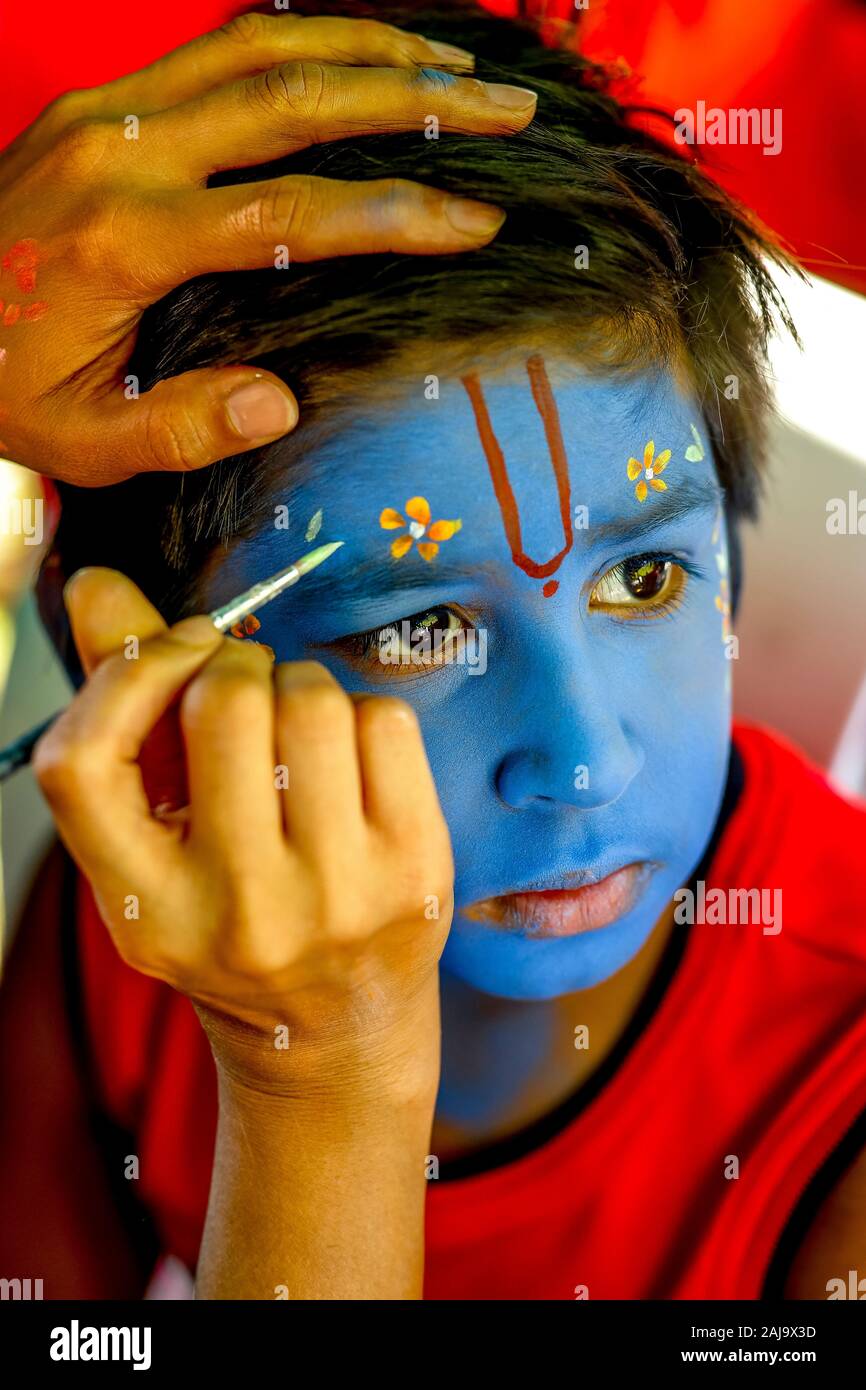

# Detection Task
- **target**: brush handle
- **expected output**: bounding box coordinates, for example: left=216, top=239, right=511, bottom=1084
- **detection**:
left=0, top=706, right=188, bottom=816
left=0, top=542, right=343, bottom=786
left=0, top=713, right=59, bottom=781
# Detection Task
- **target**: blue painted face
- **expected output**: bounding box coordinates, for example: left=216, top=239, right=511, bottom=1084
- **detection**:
left=202, top=355, right=732, bottom=1000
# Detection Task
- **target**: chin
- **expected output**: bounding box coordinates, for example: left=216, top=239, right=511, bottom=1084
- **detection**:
left=440, top=908, right=659, bottom=1001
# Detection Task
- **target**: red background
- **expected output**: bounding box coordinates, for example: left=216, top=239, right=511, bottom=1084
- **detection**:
left=1, top=0, right=864, bottom=294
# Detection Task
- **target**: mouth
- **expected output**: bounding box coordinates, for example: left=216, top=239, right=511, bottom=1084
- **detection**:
left=462, top=862, right=655, bottom=939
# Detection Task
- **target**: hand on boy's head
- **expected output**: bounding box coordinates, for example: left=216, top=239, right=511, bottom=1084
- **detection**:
left=34, top=566, right=454, bottom=1094
left=0, top=11, right=532, bottom=487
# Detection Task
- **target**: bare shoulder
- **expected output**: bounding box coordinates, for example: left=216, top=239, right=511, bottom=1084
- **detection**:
left=784, top=1139, right=866, bottom=1299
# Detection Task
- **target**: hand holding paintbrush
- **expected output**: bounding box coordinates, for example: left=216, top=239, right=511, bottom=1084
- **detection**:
left=30, top=560, right=452, bottom=1060
left=29, top=560, right=454, bottom=1301
left=0, top=541, right=342, bottom=790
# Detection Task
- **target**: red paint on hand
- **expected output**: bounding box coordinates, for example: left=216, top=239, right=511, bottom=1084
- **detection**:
left=0, top=241, right=48, bottom=330
left=2, top=239, right=39, bottom=295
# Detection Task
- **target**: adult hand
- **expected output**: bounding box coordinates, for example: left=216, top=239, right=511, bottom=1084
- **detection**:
left=0, top=11, right=535, bottom=484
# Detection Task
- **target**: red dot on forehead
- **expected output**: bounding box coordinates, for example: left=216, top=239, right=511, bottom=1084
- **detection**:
left=542, top=580, right=559, bottom=598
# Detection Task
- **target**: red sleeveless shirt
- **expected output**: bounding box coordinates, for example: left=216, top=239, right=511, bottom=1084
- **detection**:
left=70, top=723, right=866, bottom=1298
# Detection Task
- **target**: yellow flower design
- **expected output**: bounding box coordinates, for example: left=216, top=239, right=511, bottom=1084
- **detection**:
left=379, top=495, right=462, bottom=562
left=627, top=440, right=671, bottom=502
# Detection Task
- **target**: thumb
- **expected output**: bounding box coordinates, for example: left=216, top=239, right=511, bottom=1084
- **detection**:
left=72, top=368, right=299, bottom=484
left=65, top=567, right=168, bottom=676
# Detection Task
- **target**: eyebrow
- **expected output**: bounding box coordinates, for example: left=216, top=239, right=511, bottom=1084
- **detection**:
left=285, top=476, right=723, bottom=609
left=584, top=475, right=723, bottom=550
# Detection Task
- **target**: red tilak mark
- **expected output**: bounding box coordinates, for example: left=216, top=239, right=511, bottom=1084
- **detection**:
left=462, top=354, right=573, bottom=595
left=1, top=240, right=39, bottom=295
left=3, top=305, right=21, bottom=326
left=23, top=301, right=48, bottom=321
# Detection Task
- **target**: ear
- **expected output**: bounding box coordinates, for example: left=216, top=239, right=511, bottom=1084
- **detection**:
left=63, top=568, right=167, bottom=677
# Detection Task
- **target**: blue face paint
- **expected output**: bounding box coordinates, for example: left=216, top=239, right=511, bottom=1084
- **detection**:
left=203, top=358, right=731, bottom=1001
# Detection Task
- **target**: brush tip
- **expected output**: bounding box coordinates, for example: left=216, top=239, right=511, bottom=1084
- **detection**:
left=296, top=539, right=344, bottom=575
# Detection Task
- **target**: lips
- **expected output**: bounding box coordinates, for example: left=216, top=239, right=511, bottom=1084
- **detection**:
left=463, top=862, right=653, bottom=938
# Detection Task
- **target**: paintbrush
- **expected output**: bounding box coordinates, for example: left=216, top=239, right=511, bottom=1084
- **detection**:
left=0, top=540, right=344, bottom=784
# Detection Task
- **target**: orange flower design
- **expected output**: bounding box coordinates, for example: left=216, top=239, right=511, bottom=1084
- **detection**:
left=228, top=613, right=274, bottom=662
left=627, top=440, right=671, bottom=502
left=379, top=496, right=462, bottom=562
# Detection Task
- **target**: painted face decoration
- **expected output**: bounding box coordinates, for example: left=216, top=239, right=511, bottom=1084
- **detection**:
left=206, top=356, right=731, bottom=1000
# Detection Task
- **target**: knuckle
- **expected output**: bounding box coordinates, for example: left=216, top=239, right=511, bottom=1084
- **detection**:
left=250, top=177, right=316, bottom=244
left=220, top=10, right=270, bottom=47
left=377, top=176, right=413, bottom=216
left=70, top=189, right=136, bottom=268
left=291, top=62, right=330, bottom=120
left=33, top=731, right=103, bottom=803
left=279, top=681, right=350, bottom=730
left=411, top=64, right=459, bottom=98
left=38, top=88, right=94, bottom=135
left=31, top=735, right=69, bottom=800
left=358, top=694, right=419, bottom=736
left=253, top=61, right=330, bottom=121
left=354, top=17, right=386, bottom=45
left=143, top=402, right=207, bottom=474
left=180, top=653, right=268, bottom=731
left=54, top=117, right=116, bottom=174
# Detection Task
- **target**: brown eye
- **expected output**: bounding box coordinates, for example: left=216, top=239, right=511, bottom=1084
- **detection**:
left=589, top=554, right=687, bottom=617
left=624, top=558, right=671, bottom=599
left=332, top=604, right=473, bottom=681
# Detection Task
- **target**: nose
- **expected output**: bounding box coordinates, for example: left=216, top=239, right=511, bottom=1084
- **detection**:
left=493, top=635, right=645, bottom=812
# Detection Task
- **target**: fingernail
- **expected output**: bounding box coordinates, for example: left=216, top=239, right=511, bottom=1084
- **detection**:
left=484, top=83, right=537, bottom=112
left=445, top=198, right=506, bottom=238
left=424, top=39, right=475, bottom=70
left=226, top=382, right=297, bottom=441
left=171, top=616, right=222, bottom=647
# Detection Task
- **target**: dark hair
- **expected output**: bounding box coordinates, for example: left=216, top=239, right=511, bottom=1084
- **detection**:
left=44, top=0, right=797, bottom=663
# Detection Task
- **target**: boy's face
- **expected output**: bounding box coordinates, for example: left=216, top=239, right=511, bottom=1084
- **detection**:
left=203, top=354, right=732, bottom=1000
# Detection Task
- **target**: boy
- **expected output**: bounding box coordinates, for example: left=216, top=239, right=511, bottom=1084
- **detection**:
left=2, top=1, right=865, bottom=1299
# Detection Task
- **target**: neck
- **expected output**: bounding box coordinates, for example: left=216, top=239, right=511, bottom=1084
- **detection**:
left=432, top=907, right=677, bottom=1163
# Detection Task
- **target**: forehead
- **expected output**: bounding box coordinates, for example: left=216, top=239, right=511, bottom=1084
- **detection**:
left=288, top=357, right=700, bottom=504
left=206, top=355, right=719, bottom=607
